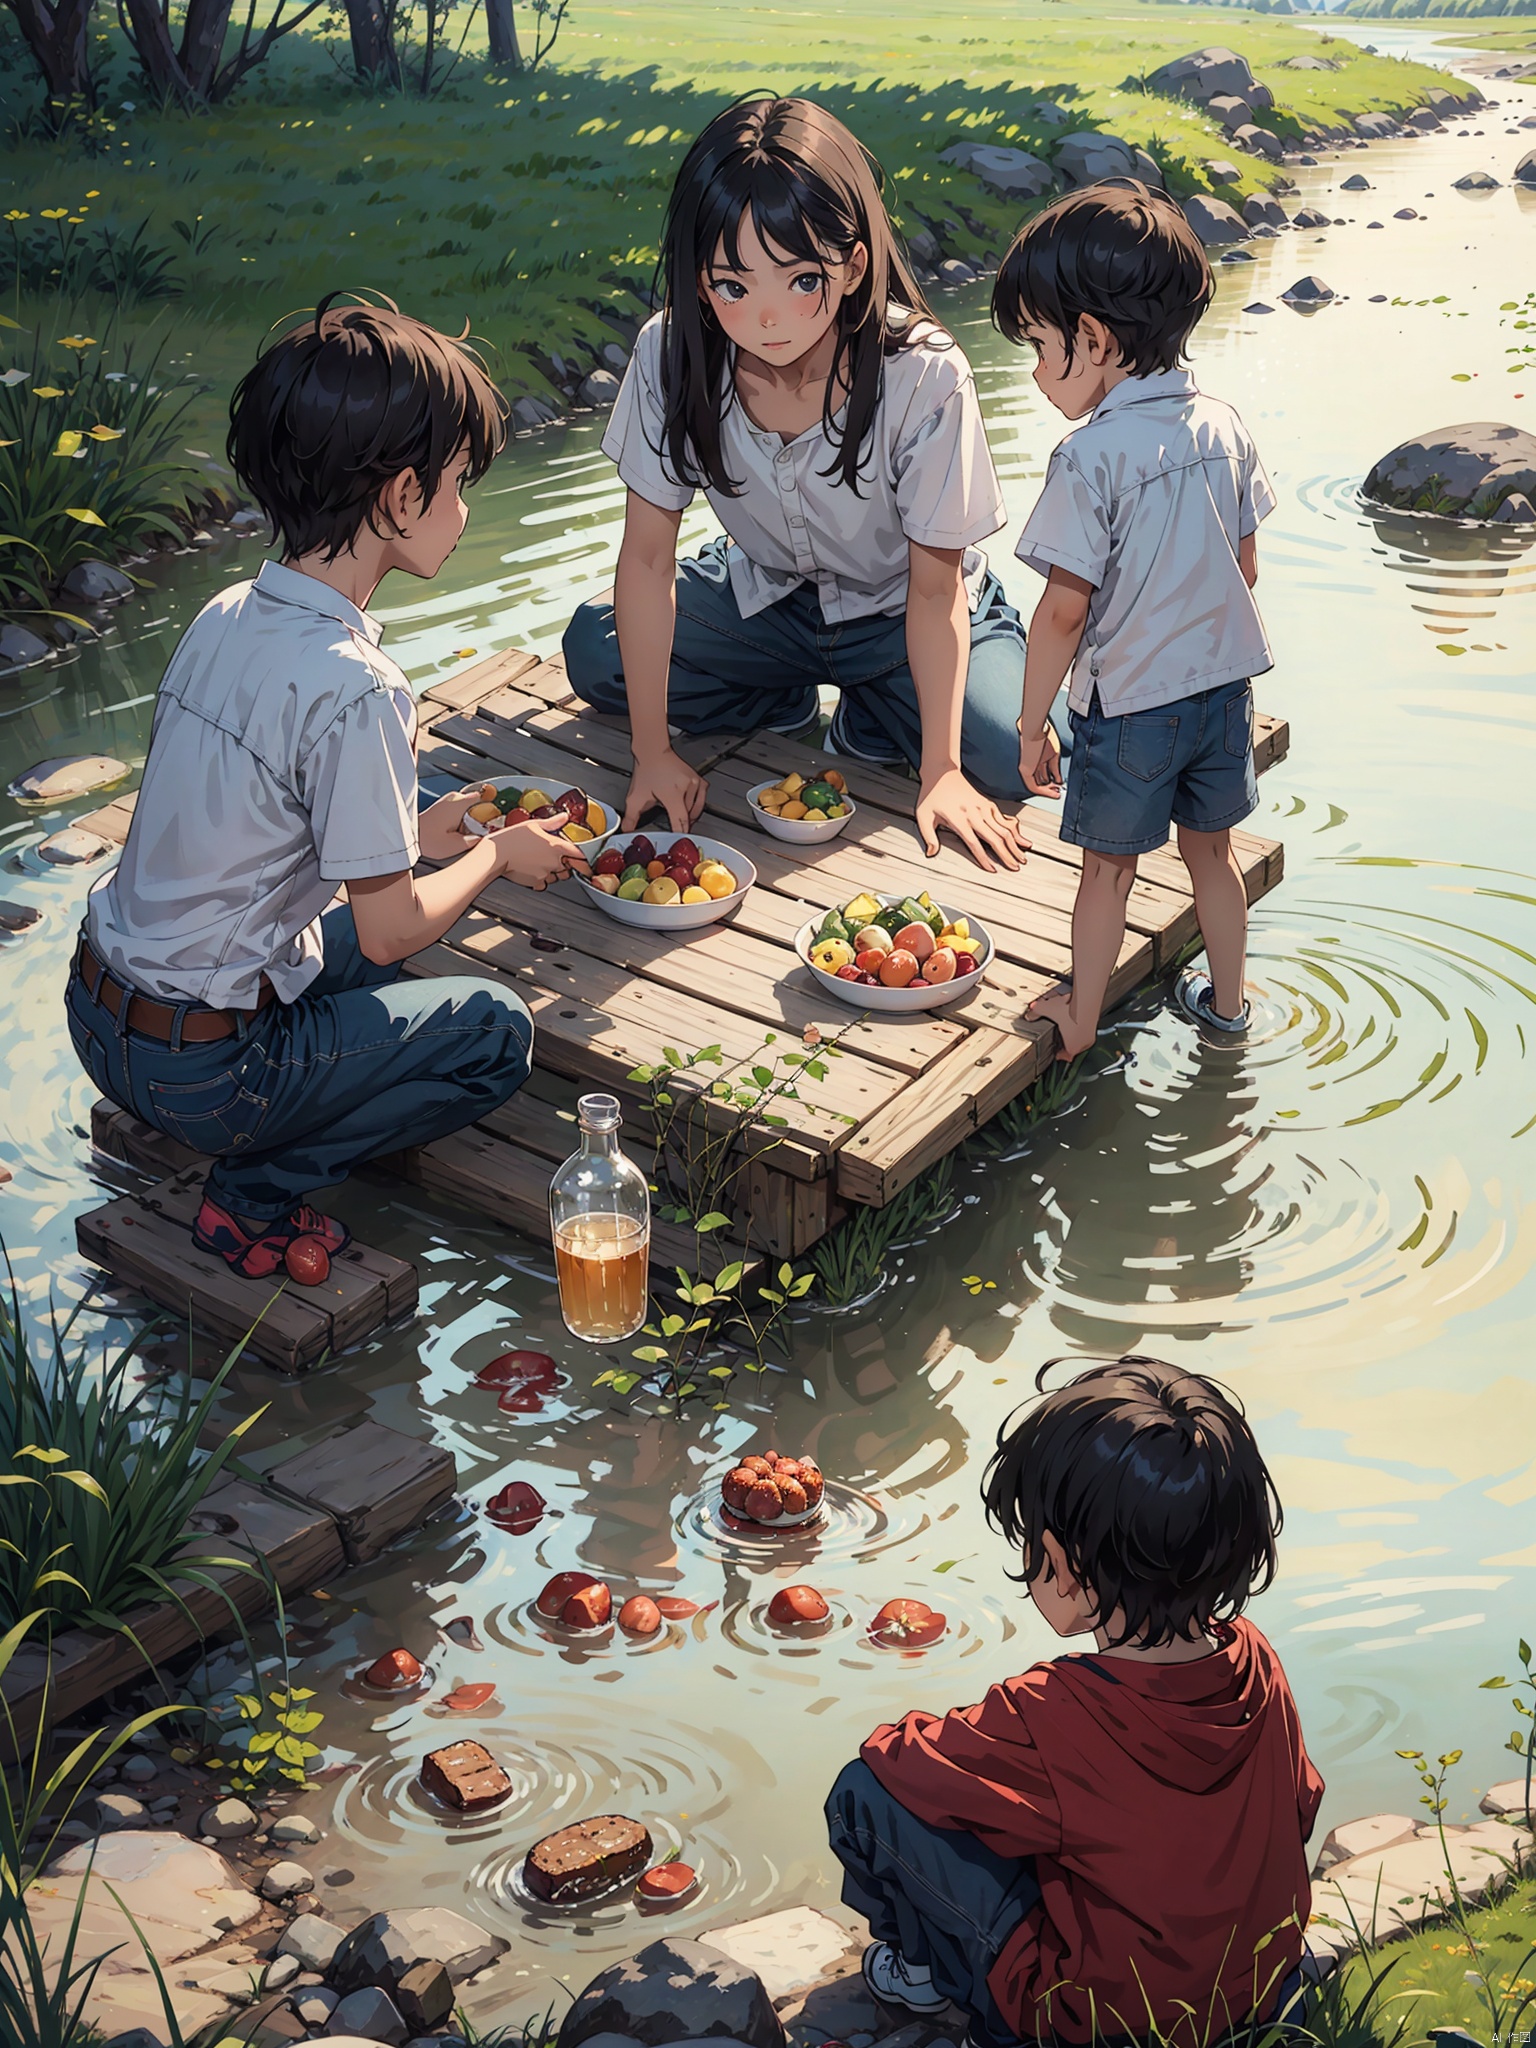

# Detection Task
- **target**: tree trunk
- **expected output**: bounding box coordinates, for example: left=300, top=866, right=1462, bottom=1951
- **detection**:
left=179, top=0, right=236, bottom=98
left=485, top=0, right=520, bottom=68
left=344, top=0, right=396, bottom=83
left=7, top=0, right=96, bottom=101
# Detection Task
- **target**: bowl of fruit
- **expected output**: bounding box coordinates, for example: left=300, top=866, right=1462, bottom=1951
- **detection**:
left=794, top=890, right=990, bottom=1012
left=748, top=769, right=856, bottom=843
left=579, top=832, right=755, bottom=929
left=462, top=780, right=613, bottom=855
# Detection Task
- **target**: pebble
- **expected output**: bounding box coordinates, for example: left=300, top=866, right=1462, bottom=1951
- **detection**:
left=200, top=1797, right=260, bottom=1840
left=120, top=1754, right=158, bottom=1785
left=0, top=900, right=41, bottom=933
left=260, top=1859, right=315, bottom=1901
left=93, top=1791, right=146, bottom=1830
left=325, top=1985, right=407, bottom=2040
left=262, top=1953, right=301, bottom=1991
left=269, top=1813, right=322, bottom=1846
left=38, top=827, right=112, bottom=867
left=294, top=1986, right=339, bottom=2024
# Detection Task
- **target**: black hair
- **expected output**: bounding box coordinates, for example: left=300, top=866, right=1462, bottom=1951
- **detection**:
left=227, top=291, right=508, bottom=563
left=982, top=1354, right=1281, bottom=1649
left=655, top=94, right=934, bottom=497
left=991, top=180, right=1213, bottom=376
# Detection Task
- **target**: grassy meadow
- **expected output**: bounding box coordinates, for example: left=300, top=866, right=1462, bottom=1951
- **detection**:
left=0, top=0, right=1455, bottom=451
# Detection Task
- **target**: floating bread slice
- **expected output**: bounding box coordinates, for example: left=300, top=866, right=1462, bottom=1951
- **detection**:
left=419, top=1739, right=512, bottom=1812
left=524, top=1814, right=652, bottom=1903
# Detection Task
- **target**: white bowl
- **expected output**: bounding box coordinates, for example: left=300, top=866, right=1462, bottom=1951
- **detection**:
left=794, top=895, right=990, bottom=1012
left=463, top=783, right=617, bottom=858
left=746, top=778, right=857, bottom=843
left=577, top=832, right=755, bottom=929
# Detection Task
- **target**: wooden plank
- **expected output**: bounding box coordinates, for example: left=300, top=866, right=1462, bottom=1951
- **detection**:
left=835, top=1025, right=1053, bottom=1206
left=265, top=1418, right=455, bottom=1565
left=420, top=725, right=631, bottom=813
left=421, top=645, right=541, bottom=712
left=75, top=791, right=138, bottom=847
left=1254, top=710, right=1289, bottom=774
left=522, top=704, right=748, bottom=777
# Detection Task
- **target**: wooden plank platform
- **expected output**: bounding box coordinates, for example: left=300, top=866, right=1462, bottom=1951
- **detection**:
left=74, top=656, right=1289, bottom=1256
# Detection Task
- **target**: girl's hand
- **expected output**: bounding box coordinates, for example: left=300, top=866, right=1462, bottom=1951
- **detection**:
left=490, top=814, right=590, bottom=891
left=1019, top=725, right=1063, bottom=800
left=624, top=746, right=706, bottom=834
left=418, top=786, right=484, bottom=861
left=916, top=768, right=1030, bottom=874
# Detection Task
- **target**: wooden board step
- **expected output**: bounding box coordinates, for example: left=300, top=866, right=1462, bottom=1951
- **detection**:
left=76, top=1161, right=418, bottom=1375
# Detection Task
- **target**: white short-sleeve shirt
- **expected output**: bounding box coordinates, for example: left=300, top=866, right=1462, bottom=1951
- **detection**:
left=602, top=313, right=1007, bottom=622
left=86, top=560, right=421, bottom=1008
left=1015, top=369, right=1276, bottom=717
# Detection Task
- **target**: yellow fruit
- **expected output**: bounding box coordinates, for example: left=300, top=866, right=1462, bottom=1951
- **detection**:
left=468, top=801, right=500, bottom=823
left=843, top=893, right=881, bottom=926
left=950, top=919, right=970, bottom=939
left=699, top=866, right=737, bottom=900
left=479, top=784, right=499, bottom=803
left=681, top=885, right=710, bottom=904
left=585, top=801, right=606, bottom=833
left=642, top=877, right=681, bottom=906
left=824, top=769, right=847, bottom=792
left=801, top=808, right=828, bottom=823
left=780, top=800, right=809, bottom=820
left=810, top=938, right=854, bottom=973
left=759, top=792, right=785, bottom=813
left=781, top=772, right=805, bottom=796
left=519, top=788, right=551, bottom=813
left=562, top=822, right=594, bottom=843
left=827, top=804, right=846, bottom=818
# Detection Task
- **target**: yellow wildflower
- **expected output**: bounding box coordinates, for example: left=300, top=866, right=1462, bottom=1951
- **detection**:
left=32, top=385, right=64, bottom=399
left=85, top=190, right=100, bottom=199
left=52, top=430, right=83, bottom=458
left=86, top=424, right=123, bottom=441
left=57, top=335, right=96, bottom=351
left=4, top=210, right=28, bottom=223
left=40, top=208, right=69, bottom=221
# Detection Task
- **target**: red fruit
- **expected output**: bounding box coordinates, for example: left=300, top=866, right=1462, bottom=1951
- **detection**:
left=836, top=964, right=863, bottom=982
left=799, top=1468, right=825, bottom=1507
left=854, top=950, right=888, bottom=976
left=776, top=1475, right=809, bottom=1515
left=502, top=807, right=531, bottom=826
left=638, top=1861, right=698, bottom=1900
left=478, top=1349, right=559, bottom=1388
left=722, top=1468, right=756, bottom=1513
left=486, top=1481, right=546, bottom=1532
left=561, top=1580, right=612, bottom=1629
left=655, top=1596, right=700, bottom=1619
left=442, top=1681, right=497, bottom=1711
left=498, top=1387, right=545, bottom=1413
left=768, top=1585, right=829, bottom=1626
left=922, top=948, right=957, bottom=985
left=744, top=1479, right=783, bottom=1521
left=593, top=849, right=625, bottom=877
left=626, top=836, right=656, bottom=866
left=556, top=788, right=589, bottom=823
left=669, top=838, right=700, bottom=867
left=363, top=1648, right=422, bottom=1689
left=870, top=1599, right=947, bottom=1649
left=878, top=949, right=919, bottom=989
left=893, top=921, right=936, bottom=963
left=532, top=804, right=562, bottom=820
left=284, top=1235, right=330, bottom=1286
left=666, top=867, right=695, bottom=893
left=740, top=1456, right=772, bottom=1476
left=535, top=1570, right=602, bottom=1618
left=859, top=971, right=880, bottom=985
left=618, top=1595, right=663, bottom=1637
left=951, top=952, right=979, bottom=978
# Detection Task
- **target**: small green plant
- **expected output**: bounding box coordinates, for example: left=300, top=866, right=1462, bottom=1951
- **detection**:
left=455, top=2000, right=563, bottom=2048
left=1482, top=1634, right=1536, bottom=1822
left=807, top=1155, right=957, bottom=1307
left=598, top=1255, right=815, bottom=1415
left=0, top=213, right=183, bottom=307
left=205, top=1678, right=325, bottom=1796
left=966, top=1047, right=1094, bottom=1157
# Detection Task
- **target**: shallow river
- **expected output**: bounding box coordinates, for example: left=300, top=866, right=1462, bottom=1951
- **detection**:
left=3, top=32, right=1536, bottom=2017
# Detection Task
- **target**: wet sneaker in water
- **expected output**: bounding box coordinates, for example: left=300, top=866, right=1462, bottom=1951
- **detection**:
left=861, top=1941, right=953, bottom=2014
left=192, top=1196, right=352, bottom=1278
left=1173, top=966, right=1251, bottom=1035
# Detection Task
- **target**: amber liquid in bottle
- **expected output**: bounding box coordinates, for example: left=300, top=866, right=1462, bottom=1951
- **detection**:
left=549, top=1093, right=651, bottom=1343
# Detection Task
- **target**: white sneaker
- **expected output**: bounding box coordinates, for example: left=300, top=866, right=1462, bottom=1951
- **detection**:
left=861, top=1939, right=953, bottom=2014
left=1174, top=966, right=1250, bottom=1035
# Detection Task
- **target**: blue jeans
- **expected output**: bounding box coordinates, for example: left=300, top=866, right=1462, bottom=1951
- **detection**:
left=66, top=905, right=532, bottom=1222
left=562, top=535, right=1033, bottom=799
left=1061, top=678, right=1258, bottom=857
left=826, top=1761, right=1040, bottom=2048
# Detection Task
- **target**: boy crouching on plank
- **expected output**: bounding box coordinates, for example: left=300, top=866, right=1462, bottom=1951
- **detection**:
left=66, top=295, right=586, bottom=1279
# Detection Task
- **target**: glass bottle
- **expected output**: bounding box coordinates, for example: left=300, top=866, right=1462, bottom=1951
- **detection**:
left=548, top=1092, right=651, bottom=1343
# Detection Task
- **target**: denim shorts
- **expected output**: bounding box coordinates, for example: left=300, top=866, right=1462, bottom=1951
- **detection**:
left=1061, top=677, right=1259, bottom=857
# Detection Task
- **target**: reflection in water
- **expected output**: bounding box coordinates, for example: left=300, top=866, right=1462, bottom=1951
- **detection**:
left=3, top=39, right=1536, bottom=2018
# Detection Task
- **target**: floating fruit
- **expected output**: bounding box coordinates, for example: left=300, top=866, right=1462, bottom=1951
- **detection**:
left=922, top=947, right=956, bottom=985
left=284, top=1236, right=331, bottom=1286
left=768, top=1585, right=829, bottom=1627
left=811, top=938, right=854, bottom=974
left=655, top=1597, right=700, bottom=1619
left=441, top=1680, right=497, bottom=1711
left=878, top=950, right=919, bottom=989
left=894, top=921, right=935, bottom=963
left=637, top=1861, right=698, bottom=1901
left=363, top=1647, right=423, bottom=1689
left=562, top=1580, right=613, bottom=1629
left=744, top=1478, right=783, bottom=1519
left=869, top=1599, right=947, bottom=1649
left=617, top=1595, right=663, bottom=1637
left=478, top=1349, right=558, bottom=1387
left=486, top=1481, right=546, bottom=1533
left=535, top=1571, right=603, bottom=1619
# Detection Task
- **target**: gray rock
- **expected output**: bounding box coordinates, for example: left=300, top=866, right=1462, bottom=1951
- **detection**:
left=1247, top=222, right=1279, bottom=239
left=1340, top=172, right=1372, bottom=191
left=396, top=1960, right=455, bottom=2032
left=904, top=226, right=939, bottom=264
left=329, top=1909, right=508, bottom=1995
left=9, top=754, right=127, bottom=803
left=278, top=1911, right=349, bottom=1973
left=1208, top=94, right=1253, bottom=133
left=1284, top=54, right=1334, bottom=71
left=201, top=1797, right=261, bottom=1839
left=326, top=1986, right=408, bottom=2043
left=1222, top=248, right=1256, bottom=263
left=1454, top=171, right=1500, bottom=191
left=38, top=824, right=112, bottom=866
left=229, top=507, right=267, bottom=530
left=1355, top=112, right=1398, bottom=139
left=296, top=1986, right=340, bottom=2024
left=93, top=1791, right=145, bottom=1830
left=1204, top=160, right=1242, bottom=187
left=1281, top=274, right=1336, bottom=305
left=119, top=1753, right=158, bottom=1785
left=59, top=559, right=135, bottom=604
left=601, top=342, right=630, bottom=373
left=511, top=394, right=561, bottom=431
left=940, top=142, right=1055, bottom=201
left=1364, top=422, right=1536, bottom=519
left=270, top=1813, right=322, bottom=1846
left=560, top=1937, right=784, bottom=2048
left=1248, top=83, right=1274, bottom=113
left=1053, top=131, right=1164, bottom=190
left=936, top=258, right=976, bottom=287
left=1293, top=206, right=1330, bottom=229
left=1494, top=491, right=1536, bottom=523
left=261, top=1858, right=315, bottom=1900
left=1242, top=193, right=1287, bottom=228
left=1146, top=45, right=1256, bottom=105
left=1243, top=302, right=1274, bottom=314
left=1032, top=98, right=1073, bottom=126
left=577, top=370, right=621, bottom=409
left=1394, top=207, right=1419, bottom=220
left=264, top=1953, right=302, bottom=1991
left=1406, top=108, right=1441, bottom=133
left=0, top=900, right=41, bottom=933
left=1515, top=149, right=1536, bottom=186
left=1232, top=124, right=1283, bottom=163
left=1182, top=194, right=1250, bottom=247
left=101, top=2033, right=165, bottom=2048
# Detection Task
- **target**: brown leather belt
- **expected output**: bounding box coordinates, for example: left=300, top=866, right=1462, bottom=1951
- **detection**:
left=75, top=939, right=275, bottom=1045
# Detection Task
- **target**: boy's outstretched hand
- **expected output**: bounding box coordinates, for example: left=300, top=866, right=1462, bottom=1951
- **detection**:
left=916, top=767, right=1030, bottom=874
left=491, top=813, right=591, bottom=891
left=417, top=786, right=486, bottom=860
left=1020, top=724, right=1063, bottom=800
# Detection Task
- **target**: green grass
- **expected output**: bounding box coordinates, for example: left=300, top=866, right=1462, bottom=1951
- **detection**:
left=1332, top=1870, right=1536, bottom=2035
left=0, top=0, right=1455, bottom=454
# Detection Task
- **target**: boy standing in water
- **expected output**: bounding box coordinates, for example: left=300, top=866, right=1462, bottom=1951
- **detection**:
left=997, top=183, right=1275, bottom=1049
left=66, top=297, right=584, bottom=1278
left=826, top=1355, right=1321, bottom=2046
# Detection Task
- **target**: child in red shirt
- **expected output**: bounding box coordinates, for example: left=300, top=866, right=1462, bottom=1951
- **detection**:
left=826, top=1355, right=1322, bottom=2046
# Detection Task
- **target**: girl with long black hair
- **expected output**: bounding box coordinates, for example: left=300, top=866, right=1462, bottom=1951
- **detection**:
left=562, top=95, right=1031, bottom=872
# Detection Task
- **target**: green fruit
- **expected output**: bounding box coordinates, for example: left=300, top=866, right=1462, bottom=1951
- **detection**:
left=616, top=876, right=648, bottom=901
left=898, top=897, right=930, bottom=932
left=620, top=864, right=648, bottom=885
left=817, top=909, right=851, bottom=944
left=802, top=781, right=837, bottom=812
left=875, top=905, right=908, bottom=938
left=495, top=787, right=524, bottom=813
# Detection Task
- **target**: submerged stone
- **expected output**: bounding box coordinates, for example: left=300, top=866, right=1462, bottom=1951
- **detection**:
left=1364, top=421, right=1536, bottom=519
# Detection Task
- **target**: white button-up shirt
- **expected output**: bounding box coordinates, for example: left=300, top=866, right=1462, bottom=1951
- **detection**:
left=603, top=313, right=1007, bottom=622
left=1016, top=369, right=1276, bottom=717
left=87, top=560, right=420, bottom=1008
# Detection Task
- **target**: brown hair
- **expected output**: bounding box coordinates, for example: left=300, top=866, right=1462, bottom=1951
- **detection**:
left=655, top=95, right=934, bottom=498
left=992, top=180, right=1213, bottom=376
left=227, top=292, right=508, bottom=562
left=983, top=1354, right=1281, bottom=1649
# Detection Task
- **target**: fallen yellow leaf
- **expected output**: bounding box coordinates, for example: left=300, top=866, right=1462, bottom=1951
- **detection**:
left=64, top=507, right=106, bottom=526
left=86, top=424, right=123, bottom=441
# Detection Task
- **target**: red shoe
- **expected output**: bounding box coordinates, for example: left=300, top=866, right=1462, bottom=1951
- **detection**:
left=192, top=1196, right=352, bottom=1279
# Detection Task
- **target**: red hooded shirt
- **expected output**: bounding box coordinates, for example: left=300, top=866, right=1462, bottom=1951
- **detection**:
left=860, top=1618, right=1322, bottom=2045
